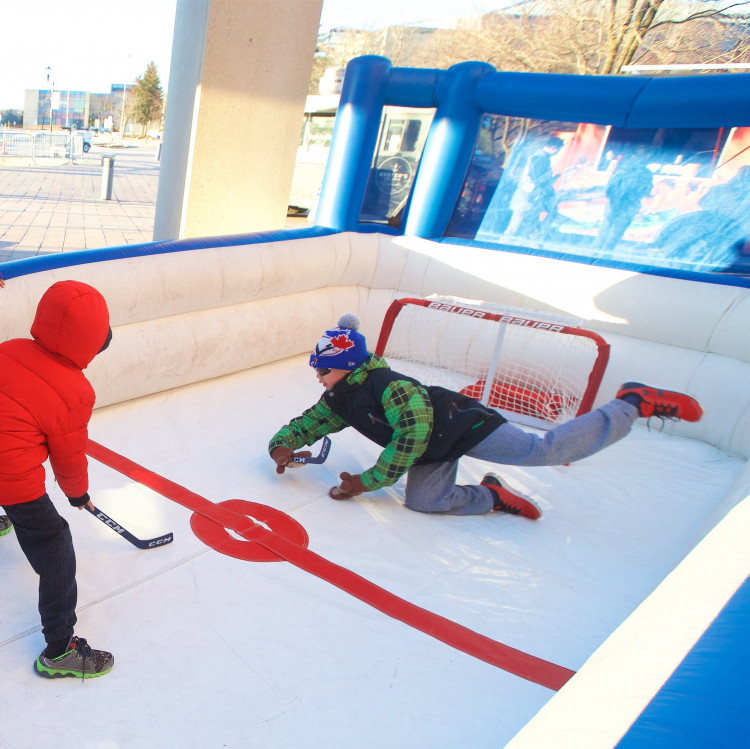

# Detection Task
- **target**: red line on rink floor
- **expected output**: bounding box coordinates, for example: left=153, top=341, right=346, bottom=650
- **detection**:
left=86, top=438, right=575, bottom=691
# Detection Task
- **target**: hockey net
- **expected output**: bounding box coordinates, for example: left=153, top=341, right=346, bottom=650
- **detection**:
left=374, top=296, right=610, bottom=429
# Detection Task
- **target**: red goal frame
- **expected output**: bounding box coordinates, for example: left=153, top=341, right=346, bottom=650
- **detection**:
left=374, top=297, right=610, bottom=423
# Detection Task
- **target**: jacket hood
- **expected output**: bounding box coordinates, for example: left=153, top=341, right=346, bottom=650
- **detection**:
left=31, top=280, right=110, bottom=369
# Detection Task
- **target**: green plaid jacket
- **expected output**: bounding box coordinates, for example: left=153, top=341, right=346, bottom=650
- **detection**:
left=269, top=355, right=432, bottom=491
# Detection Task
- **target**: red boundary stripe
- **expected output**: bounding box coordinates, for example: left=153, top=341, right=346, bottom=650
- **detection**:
left=87, top=438, right=575, bottom=691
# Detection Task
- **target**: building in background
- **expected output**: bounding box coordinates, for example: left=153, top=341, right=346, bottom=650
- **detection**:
left=23, top=84, right=134, bottom=131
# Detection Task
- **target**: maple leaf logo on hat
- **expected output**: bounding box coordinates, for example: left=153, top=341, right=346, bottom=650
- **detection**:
left=309, top=313, right=369, bottom=371
left=330, top=333, right=355, bottom=351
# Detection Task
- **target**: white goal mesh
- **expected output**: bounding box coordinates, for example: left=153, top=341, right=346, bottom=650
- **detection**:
left=374, top=296, right=610, bottom=429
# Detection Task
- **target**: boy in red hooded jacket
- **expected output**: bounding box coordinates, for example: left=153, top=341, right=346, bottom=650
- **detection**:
left=0, top=280, right=114, bottom=679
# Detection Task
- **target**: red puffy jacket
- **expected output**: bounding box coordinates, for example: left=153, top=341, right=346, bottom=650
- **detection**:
left=0, top=280, right=110, bottom=505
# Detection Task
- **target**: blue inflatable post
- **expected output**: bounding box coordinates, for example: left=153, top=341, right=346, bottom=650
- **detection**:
left=402, top=61, right=495, bottom=239
left=314, top=56, right=391, bottom=230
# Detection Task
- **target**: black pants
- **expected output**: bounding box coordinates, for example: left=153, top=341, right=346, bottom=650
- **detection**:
left=2, top=494, right=77, bottom=644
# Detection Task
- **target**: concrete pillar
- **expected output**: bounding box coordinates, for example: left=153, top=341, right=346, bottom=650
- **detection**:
left=154, top=0, right=323, bottom=240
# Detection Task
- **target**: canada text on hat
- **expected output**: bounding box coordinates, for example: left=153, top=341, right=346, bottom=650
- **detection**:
left=309, top=313, right=369, bottom=371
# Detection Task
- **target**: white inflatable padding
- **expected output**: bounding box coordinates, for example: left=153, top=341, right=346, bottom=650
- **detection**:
left=395, top=238, right=750, bottom=360
left=3, top=231, right=749, bottom=460
left=504, top=486, right=750, bottom=749
left=370, top=234, right=410, bottom=291
left=690, top=355, right=750, bottom=459
left=88, top=287, right=364, bottom=408
left=0, top=235, right=368, bottom=335
left=696, top=460, right=750, bottom=540
left=708, top=291, right=750, bottom=360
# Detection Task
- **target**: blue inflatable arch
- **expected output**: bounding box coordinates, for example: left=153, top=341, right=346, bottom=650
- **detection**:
left=316, top=55, right=750, bottom=254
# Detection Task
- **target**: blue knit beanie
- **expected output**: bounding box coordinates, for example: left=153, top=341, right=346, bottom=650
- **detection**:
left=309, top=313, right=369, bottom=371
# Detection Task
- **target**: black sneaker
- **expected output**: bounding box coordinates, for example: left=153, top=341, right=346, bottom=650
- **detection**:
left=35, top=636, right=114, bottom=679
left=481, top=474, right=541, bottom=519
left=0, top=515, right=12, bottom=537
left=616, top=382, right=703, bottom=422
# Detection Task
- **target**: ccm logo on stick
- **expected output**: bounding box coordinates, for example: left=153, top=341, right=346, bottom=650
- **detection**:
left=96, top=513, right=126, bottom=534
left=148, top=535, right=173, bottom=547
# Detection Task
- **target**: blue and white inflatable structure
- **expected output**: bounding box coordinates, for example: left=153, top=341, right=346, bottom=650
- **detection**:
left=0, top=57, right=748, bottom=748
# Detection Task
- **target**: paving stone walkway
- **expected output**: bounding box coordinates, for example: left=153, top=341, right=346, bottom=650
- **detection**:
left=0, top=140, right=160, bottom=262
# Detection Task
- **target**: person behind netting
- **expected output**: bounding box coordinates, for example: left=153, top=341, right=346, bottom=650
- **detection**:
left=505, top=136, right=564, bottom=238
left=268, top=314, right=703, bottom=518
left=596, top=143, right=654, bottom=251
left=0, top=280, right=115, bottom=679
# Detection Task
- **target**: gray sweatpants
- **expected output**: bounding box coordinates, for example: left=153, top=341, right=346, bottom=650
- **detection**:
left=403, top=399, right=639, bottom=515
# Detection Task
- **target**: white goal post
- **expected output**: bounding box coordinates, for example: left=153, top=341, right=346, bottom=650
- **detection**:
left=374, top=296, right=610, bottom=429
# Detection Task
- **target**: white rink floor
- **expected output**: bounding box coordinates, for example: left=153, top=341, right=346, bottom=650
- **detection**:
left=0, top=355, right=743, bottom=749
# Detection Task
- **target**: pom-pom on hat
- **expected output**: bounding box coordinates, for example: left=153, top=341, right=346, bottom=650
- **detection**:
left=309, top=313, right=369, bottom=371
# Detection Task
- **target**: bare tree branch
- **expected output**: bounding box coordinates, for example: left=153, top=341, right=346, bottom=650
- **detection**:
left=313, top=0, right=750, bottom=86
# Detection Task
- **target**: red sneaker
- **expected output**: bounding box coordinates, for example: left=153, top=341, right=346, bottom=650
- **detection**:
left=481, top=474, right=541, bottom=519
left=616, top=382, right=703, bottom=422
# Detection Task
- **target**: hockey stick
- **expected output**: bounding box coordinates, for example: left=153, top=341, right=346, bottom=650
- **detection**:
left=292, top=435, right=331, bottom=465
left=85, top=505, right=174, bottom=549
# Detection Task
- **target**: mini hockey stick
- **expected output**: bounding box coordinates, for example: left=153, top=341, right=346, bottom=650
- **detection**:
left=85, top=504, right=174, bottom=549
left=292, top=435, right=331, bottom=464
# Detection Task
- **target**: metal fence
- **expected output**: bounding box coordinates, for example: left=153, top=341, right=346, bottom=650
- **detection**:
left=0, top=131, right=85, bottom=162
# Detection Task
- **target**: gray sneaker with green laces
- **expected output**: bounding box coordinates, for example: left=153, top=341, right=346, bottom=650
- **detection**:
left=0, top=515, right=12, bottom=537
left=35, top=636, right=114, bottom=679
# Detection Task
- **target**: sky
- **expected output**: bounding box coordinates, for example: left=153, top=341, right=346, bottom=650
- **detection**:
left=0, top=0, right=513, bottom=110
left=318, top=0, right=514, bottom=31
left=0, top=0, right=178, bottom=110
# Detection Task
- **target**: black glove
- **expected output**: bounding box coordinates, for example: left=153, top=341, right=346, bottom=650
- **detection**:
left=67, top=492, right=91, bottom=508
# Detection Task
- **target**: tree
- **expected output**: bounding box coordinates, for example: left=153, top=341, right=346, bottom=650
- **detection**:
left=447, top=1, right=750, bottom=163
left=89, top=95, right=117, bottom=128
left=0, top=109, right=23, bottom=126
left=597, top=0, right=750, bottom=74
left=310, top=2, right=750, bottom=166
left=315, top=2, right=750, bottom=78
left=131, top=62, right=164, bottom=135
left=311, top=25, right=457, bottom=92
left=449, top=0, right=750, bottom=75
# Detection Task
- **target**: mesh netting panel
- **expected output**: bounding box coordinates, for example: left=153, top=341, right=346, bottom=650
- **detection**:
left=378, top=298, right=606, bottom=428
